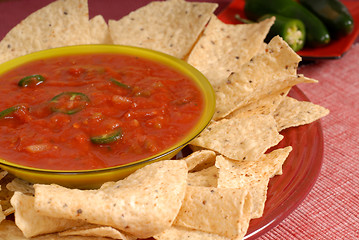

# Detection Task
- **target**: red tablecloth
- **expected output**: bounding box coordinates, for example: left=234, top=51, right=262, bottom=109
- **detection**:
left=0, top=0, right=358, bottom=239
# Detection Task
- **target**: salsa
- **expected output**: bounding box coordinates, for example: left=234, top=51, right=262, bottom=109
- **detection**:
left=0, top=54, right=204, bottom=170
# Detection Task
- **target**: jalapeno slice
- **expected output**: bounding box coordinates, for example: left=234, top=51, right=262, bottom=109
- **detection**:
left=109, top=78, right=131, bottom=89
left=0, top=105, right=24, bottom=119
left=18, top=74, right=45, bottom=87
left=90, top=127, right=122, bottom=144
left=50, top=92, right=90, bottom=115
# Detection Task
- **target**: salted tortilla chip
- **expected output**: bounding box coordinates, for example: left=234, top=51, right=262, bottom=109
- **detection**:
left=0, top=220, right=28, bottom=240
left=0, top=173, right=15, bottom=216
left=213, top=36, right=316, bottom=120
left=174, top=186, right=252, bottom=239
left=154, top=226, right=229, bottom=240
left=227, top=87, right=291, bottom=119
left=11, top=192, right=85, bottom=238
left=109, top=0, right=217, bottom=59
left=216, top=147, right=292, bottom=218
left=191, top=114, right=283, bottom=161
left=0, top=220, right=111, bottom=240
left=274, top=96, right=330, bottom=131
left=59, top=224, right=135, bottom=240
left=6, top=178, right=34, bottom=195
left=0, top=0, right=92, bottom=64
left=187, top=166, right=218, bottom=187
left=89, top=15, right=113, bottom=44
left=0, top=206, right=4, bottom=223
left=34, top=160, right=188, bottom=238
left=183, top=150, right=216, bottom=172
left=187, top=16, right=274, bottom=87
left=0, top=170, right=7, bottom=221
left=0, top=171, right=7, bottom=180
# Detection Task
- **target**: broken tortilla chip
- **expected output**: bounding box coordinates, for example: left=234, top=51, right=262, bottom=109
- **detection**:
left=11, top=192, right=85, bottom=238
left=174, top=186, right=252, bottom=239
left=274, top=96, right=330, bottom=131
left=108, top=0, right=217, bottom=59
left=187, top=166, right=218, bottom=187
left=213, top=36, right=316, bottom=120
left=227, top=87, right=291, bottom=119
left=191, top=114, right=283, bottom=161
left=154, top=226, right=229, bottom=240
left=183, top=150, right=216, bottom=172
left=58, top=224, right=135, bottom=240
left=6, top=178, right=34, bottom=196
left=187, top=16, right=275, bottom=87
left=0, top=219, right=110, bottom=240
left=89, top=15, right=113, bottom=44
left=0, top=0, right=92, bottom=64
left=34, top=160, right=188, bottom=238
left=216, top=147, right=292, bottom=218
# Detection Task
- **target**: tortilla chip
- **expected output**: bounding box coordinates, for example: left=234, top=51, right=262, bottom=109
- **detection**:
left=187, top=16, right=275, bottom=87
left=0, top=220, right=28, bottom=240
left=59, top=224, right=135, bottom=240
left=0, top=171, right=7, bottom=180
left=0, top=0, right=92, bottom=64
left=0, top=220, right=111, bottom=240
left=154, top=226, right=229, bottom=240
left=0, top=173, right=16, bottom=216
left=11, top=192, right=85, bottom=238
left=108, top=0, right=217, bottom=59
left=191, top=114, right=283, bottom=161
left=187, top=166, right=218, bottom=187
left=274, top=96, right=330, bottom=131
left=89, top=15, right=113, bottom=44
left=0, top=206, right=4, bottom=223
left=216, top=147, right=292, bottom=218
left=0, top=171, right=7, bottom=221
left=227, top=87, right=291, bottom=119
left=34, top=160, right=188, bottom=238
left=183, top=150, right=216, bottom=172
left=174, top=186, right=252, bottom=239
left=6, top=178, right=34, bottom=196
left=213, top=36, right=316, bottom=120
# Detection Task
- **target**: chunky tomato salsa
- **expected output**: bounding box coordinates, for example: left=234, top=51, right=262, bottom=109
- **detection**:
left=0, top=54, right=204, bottom=170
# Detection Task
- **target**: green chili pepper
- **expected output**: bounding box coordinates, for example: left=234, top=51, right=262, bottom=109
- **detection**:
left=18, top=74, right=45, bottom=87
left=0, top=105, right=25, bottom=119
left=50, top=92, right=90, bottom=115
left=259, top=14, right=306, bottom=52
left=235, top=13, right=306, bottom=51
left=90, top=127, right=122, bottom=144
left=299, top=0, right=354, bottom=39
left=109, top=78, right=131, bottom=89
left=244, top=0, right=331, bottom=47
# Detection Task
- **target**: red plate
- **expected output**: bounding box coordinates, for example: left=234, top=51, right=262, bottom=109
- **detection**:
left=218, top=0, right=359, bottom=60
left=0, top=1, right=324, bottom=239
left=243, top=86, right=324, bottom=239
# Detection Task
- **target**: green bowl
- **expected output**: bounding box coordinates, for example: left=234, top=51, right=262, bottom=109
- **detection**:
left=0, top=45, right=215, bottom=189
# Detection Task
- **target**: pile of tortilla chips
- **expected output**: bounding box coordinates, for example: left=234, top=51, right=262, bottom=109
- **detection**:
left=0, top=0, right=329, bottom=239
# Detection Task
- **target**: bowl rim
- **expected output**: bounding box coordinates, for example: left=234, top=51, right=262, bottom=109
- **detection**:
left=0, top=44, right=216, bottom=174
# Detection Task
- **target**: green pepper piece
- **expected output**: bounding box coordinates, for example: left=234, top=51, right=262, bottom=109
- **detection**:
left=244, top=0, right=330, bottom=47
left=109, top=78, right=131, bottom=89
left=299, top=0, right=354, bottom=39
left=50, top=92, right=90, bottom=115
left=259, top=14, right=306, bottom=52
left=18, top=74, right=45, bottom=87
left=0, top=105, right=24, bottom=119
left=90, top=127, right=122, bottom=144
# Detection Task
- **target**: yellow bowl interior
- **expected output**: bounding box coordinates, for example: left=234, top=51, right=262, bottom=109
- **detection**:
left=0, top=45, right=215, bottom=189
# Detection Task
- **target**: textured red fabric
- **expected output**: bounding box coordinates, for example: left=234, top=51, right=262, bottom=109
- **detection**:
left=259, top=44, right=359, bottom=240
